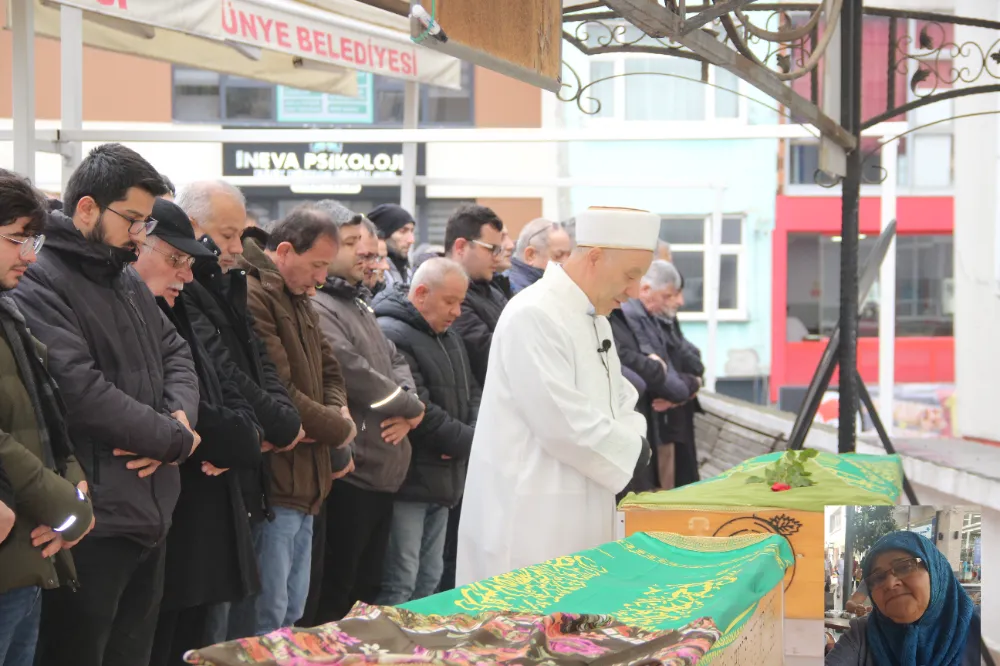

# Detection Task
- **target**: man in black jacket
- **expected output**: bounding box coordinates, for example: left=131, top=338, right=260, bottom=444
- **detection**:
left=440, top=204, right=506, bottom=591
left=373, top=258, right=481, bottom=604
left=135, top=199, right=264, bottom=665
left=12, top=143, right=201, bottom=666
left=610, top=261, right=699, bottom=492
left=175, top=180, right=304, bottom=641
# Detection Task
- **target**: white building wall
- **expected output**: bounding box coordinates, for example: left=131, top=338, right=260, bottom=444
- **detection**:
left=954, top=1, right=1000, bottom=443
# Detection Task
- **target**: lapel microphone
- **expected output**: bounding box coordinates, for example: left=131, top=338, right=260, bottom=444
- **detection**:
left=598, top=339, right=611, bottom=354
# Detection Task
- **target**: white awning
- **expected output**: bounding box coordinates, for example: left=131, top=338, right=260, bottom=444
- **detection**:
left=24, top=0, right=462, bottom=95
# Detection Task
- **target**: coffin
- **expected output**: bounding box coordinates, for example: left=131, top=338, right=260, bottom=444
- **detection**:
left=619, top=452, right=903, bottom=620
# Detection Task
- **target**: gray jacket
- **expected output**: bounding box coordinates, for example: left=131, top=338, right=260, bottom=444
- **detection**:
left=312, top=276, right=424, bottom=493
left=11, top=211, right=199, bottom=547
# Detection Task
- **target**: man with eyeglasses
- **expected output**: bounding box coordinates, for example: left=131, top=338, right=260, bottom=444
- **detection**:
left=0, top=169, right=95, bottom=666
left=133, top=198, right=264, bottom=665
left=364, top=237, right=392, bottom=295
left=509, top=218, right=574, bottom=296
left=11, top=144, right=202, bottom=666
left=176, top=181, right=304, bottom=642
left=437, top=204, right=507, bottom=592
left=367, top=203, right=417, bottom=291
left=310, top=206, right=425, bottom=622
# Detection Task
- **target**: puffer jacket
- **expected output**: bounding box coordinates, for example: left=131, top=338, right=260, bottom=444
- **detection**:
left=0, top=295, right=93, bottom=594
left=507, top=258, right=544, bottom=295
left=11, top=211, right=199, bottom=548
left=186, top=236, right=302, bottom=523
left=373, top=288, right=480, bottom=507
left=450, top=278, right=508, bottom=386
left=241, top=237, right=354, bottom=516
left=312, top=276, right=424, bottom=493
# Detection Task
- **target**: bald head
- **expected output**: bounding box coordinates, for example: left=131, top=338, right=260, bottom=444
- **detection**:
left=409, top=258, right=469, bottom=333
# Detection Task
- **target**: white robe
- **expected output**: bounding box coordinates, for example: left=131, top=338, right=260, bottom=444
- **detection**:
left=455, top=263, right=647, bottom=586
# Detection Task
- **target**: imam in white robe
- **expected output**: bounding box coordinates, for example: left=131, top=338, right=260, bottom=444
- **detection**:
left=455, top=263, right=647, bottom=587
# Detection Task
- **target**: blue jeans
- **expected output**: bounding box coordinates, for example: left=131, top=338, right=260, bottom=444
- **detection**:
left=253, top=507, right=313, bottom=635
left=0, top=586, right=42, bottom=666
left=377, top=502, right=449, bottom=605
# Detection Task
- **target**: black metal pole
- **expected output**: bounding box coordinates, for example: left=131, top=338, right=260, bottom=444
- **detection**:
left=838, top=0, right=863, bottom=454
left=855, top=376, right=920, bottom=505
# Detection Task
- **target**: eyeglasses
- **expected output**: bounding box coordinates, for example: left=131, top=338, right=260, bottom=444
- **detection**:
left=865, top=557, right=925, bottom=590
left=471, top=239, right=503, bottom=257
left=0, top=233, right=45, bottom=258
left=143, top=242, right=195, bottom=269
left=104, top=206, right=158, bottom=236
left=357, top=252, right=382, bottom=265
left=524, top=222, right=562, bottom=247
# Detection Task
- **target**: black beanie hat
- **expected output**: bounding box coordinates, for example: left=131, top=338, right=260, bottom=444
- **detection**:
left=368, top=204, right=415, bottom=239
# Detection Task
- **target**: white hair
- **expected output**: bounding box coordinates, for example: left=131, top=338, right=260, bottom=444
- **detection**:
left=175, top=180, right=246, bottom=224
left=642, top=260, right=682, bottom=290
left=409, top=257, right=468, bottom=295
left=515, top=218, right=562, bottom=259
left=313, top=199, right=357, bottom=226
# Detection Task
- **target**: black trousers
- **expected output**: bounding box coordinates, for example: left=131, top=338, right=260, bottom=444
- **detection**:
left=437, top=500, right=462, bottom=592
left=299, top=500, right=327, bottom=627
left=149, top=605, right=213, bottom=666
left=36, top=536, right=166, bottom=666
left=315, top=482, right=395, bottom=623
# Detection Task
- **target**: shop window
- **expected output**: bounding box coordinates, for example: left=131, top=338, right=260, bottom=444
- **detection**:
left=660, top=215, right=746, bottom=317
left=785, top=233, right=953, bottom=338
left=173, top=63, right=475, bottom=127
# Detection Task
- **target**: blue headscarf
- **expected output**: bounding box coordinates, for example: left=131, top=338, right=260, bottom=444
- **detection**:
left=862, top=530, right=975, bottom=666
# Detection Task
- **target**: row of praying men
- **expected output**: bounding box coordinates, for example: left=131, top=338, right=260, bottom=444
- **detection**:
left=0, top=143, right=702, bottom=666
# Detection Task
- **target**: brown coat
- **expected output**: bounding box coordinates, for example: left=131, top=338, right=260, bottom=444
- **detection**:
left=242, top=239, right=353, bottom=515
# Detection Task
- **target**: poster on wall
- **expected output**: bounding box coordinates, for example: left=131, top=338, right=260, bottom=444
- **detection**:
left=811, top=384, right=957, bottom=438
left=276, top=72, right=374, bottom=124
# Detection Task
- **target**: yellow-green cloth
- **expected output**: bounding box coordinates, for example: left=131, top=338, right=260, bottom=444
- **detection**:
left=403, top=532, right=792, bottom=643
left=620, top=451, right=902, bottom=512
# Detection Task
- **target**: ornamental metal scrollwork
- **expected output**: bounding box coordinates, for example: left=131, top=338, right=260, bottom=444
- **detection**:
left=894, top=22, right=1000, bottom=98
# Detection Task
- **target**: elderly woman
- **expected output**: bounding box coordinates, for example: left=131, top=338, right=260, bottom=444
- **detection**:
left=826, top=531, right=980, bottom=666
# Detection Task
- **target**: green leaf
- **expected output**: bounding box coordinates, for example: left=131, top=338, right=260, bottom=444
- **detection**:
left=801, top=448, right=820, bottom=459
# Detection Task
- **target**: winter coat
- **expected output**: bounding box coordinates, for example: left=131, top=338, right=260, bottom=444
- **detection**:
left=0, top=295, right=92, bottom=594
left=615, top=300, right=699, bottom=404
left=158, top=295, right=263, bottom=610
left=186, top=236, right=302, bottom=523
left=373, top=288, right=480, bottom=507
left=312, top=277, right=424, bottom=493
left=383, top=252, right=410, bottom=292
left=507, top=258, right=544, bottom=295
left=492, top=273, right=513, bottom=301
left=11, top=211, right=199, bottom=548
left=241, top=237, right=353, bottom=516
left=450, top=279, right=508, bottom=387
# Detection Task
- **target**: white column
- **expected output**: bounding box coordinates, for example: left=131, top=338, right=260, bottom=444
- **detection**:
left=401, top=81, right=419, bottom=223
left=11, top=0, right=36, bottom=178
left=878, top=139, right=897, bottom=435
left=704, top=187, right=724, bottom=392
left=61, top=6, right=85, bottom=189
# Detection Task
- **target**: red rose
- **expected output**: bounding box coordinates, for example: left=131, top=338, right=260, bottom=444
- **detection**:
left=771, top=482, right=792, bottom=492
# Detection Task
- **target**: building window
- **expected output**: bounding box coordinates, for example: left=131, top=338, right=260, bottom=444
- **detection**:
left=786, top=233, right=954, bottom=338
left=172, top=63, right=475, bottom=127
left=660, top=215, right=746, bottom=317
left=581, top=24, right=745, bottom=123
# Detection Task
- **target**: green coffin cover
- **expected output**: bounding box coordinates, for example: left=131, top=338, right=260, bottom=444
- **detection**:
left=403, top=532, right=793, bottom=646
left=620, top=451, right=903, bottom=512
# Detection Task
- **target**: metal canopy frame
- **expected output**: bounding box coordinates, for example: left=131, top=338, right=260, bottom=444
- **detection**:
left=557, top=0, right=1000, bottom=459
